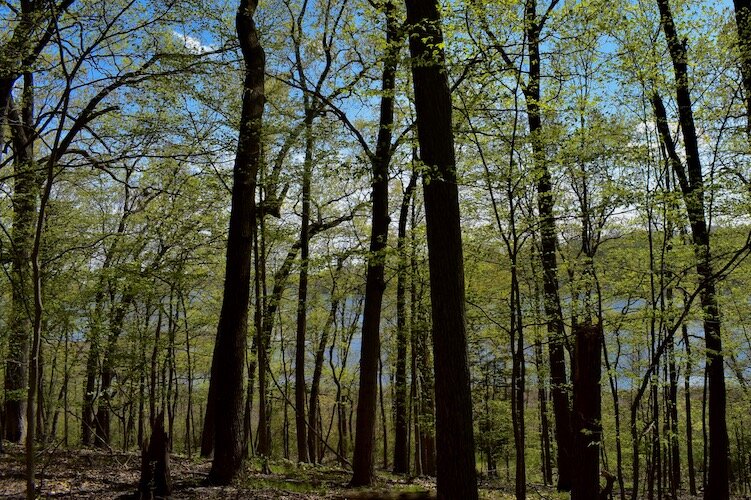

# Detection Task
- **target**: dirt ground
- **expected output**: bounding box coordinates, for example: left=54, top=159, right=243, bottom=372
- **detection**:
left=0, top=444, right=464, bottom=499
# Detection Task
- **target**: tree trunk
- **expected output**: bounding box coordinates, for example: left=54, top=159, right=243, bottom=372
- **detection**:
left=667, top=331, right=681, bottom=497
left=350, top=0, right=398, bottom=486
left=734, top=0, right=751, bottom=134
left=522, top=2, right=573, bottom=490
left=683, top=323, right=698, bottom=495
left=294, top=109, right=313, bottom=464
left=204, top=0, right=265, bottom=485
left=653, top=4, right=730, bottom=495
left=4, top=78, right=36, bottom=445
left=94, top=293, right=133, bottom=447
left=394, top=173, right=416, bottom=474
left=534, top=338, right=553, bottom=485
left=308, top=258, right=344, bottom=462
left=510, top=268, right=526, bottom=500
left=138, top=412, right=172, bottom=499
left=405, top=1, right=478, bottom=497
left=571, top=321, right=602, bottom=500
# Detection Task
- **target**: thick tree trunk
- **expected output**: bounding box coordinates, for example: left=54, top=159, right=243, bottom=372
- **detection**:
left=405, top=1, right=478, bottom=497
left=571, top=321, right=602, bottom=500
left=348, top=97, right=390, bottom=486
left=350, top=0, right=398, bottom=486
left=4, top=79, right=36, bottom=445
left=204, top=0, right=264, bottom=485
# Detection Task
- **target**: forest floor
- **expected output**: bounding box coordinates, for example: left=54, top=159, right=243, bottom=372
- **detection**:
left=0, top=444, right=539, bottom=499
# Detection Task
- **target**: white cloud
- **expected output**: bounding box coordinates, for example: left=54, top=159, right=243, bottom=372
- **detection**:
left=172, top=30, right=215, bottom=55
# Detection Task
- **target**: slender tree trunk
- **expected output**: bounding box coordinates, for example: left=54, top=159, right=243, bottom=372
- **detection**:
left=394, top=173, right=416, bottom=474
left=667, top=332, right=680, bottom=497
left=254, top=220, right=349, bottom=457
left=94, top=293, right=133, bottom=447
left=683, top=323, right=698, bottom=495
left=734, top=0, right=751, bottom=134
left=602, top=333, right=625, bottom=500
left=534, top=338, right=553, bottom=485
left=653, top=4, right=730, bottom=495
left=204, top=0, right=265, bottom=485
left=379, top=355, right=388, bottom=470
left=182, top=292, right=193, bottom=457
left=405, top=1, right=478, bottom=497
left=522, top=2, right=573, bottom=490
left=308, top=258, right=344, bottom=462
left=350, top=0, right=398, bottom=486
left=294, top=110, right=313, bottom=464
left=410, top=201, right=423, bottom=477
left=510, top=266, right=526, bottom=500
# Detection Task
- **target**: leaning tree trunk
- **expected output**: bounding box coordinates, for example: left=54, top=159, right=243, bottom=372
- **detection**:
left=653, top=3, right=730, bottom=496
left=204, top=0, right=265, bottom=485
left=405, top=0, right=478, bottom=497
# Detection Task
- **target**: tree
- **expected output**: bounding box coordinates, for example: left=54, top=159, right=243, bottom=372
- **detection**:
left=405, top=0, right=478, bottom=497
left=204, top=0, right=265, bottom=485
left=393, top=172, right=417, bottom=474
left=654, top=0, right=730, bottom=496
left=734, top=0, right=751, bottom=135
left=1, top=0, right=74, bottom=445
left=350, top=0, right=401, bottom=486
left=466, top=1, right=574, bottom=488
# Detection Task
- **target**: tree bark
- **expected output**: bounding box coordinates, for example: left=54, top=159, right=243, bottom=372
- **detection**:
left=571, top=321, right=602, bottom=500
left=393, top=173, right=417, bottom=474
left=683, top=323, right=698, bottom=495
left=350, top=0, right=399, bottom=486
left=4, top=93, right=34, bottom=444
left=653, top=4, right=730, bottom=495
left=522, top=2, right=574, bottom=490
left=308, top=257, right=344, bottom=462
left=294, top=110, right=313, bottom=464
left=405, top=1, right=478, bottom=497
left=204, top=0, right=265, bottom=485
left=734, top=0, right=751, bottom=134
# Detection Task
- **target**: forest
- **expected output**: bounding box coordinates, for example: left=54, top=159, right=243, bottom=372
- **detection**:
left=1, top=0, right=751, bottom=498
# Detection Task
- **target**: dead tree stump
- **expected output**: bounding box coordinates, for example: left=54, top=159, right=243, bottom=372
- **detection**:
left=138, top=412, right=172, bottom=499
